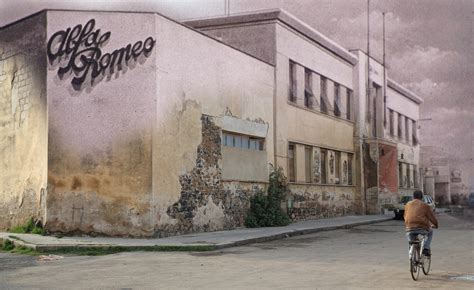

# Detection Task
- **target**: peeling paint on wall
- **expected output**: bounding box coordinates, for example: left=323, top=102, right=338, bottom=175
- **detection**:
left=288, top=184, right=355, bottom=220
left=156, top=116, right=265, bottom=237
left=0, top=13, right=47, bottom=230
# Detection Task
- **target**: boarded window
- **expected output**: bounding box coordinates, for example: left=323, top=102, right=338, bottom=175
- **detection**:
left=288, top=144, right=296, bottom=182
left=289, top=61, right=297, bottom=103
left=305, top=146, right=312, bottom=183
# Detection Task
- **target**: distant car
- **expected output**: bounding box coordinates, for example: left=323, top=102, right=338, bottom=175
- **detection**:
left=394, top=194, right=436, bottom=220
left=468, top=193, right=474, bottom=208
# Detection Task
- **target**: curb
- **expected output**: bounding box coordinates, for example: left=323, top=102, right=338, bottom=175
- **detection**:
left=1, top=217, right=392, bottom=253
left=215, top=216, right=393, bottom=249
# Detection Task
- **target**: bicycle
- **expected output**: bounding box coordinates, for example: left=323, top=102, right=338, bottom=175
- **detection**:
left=408, top=234, right=431, bottom=280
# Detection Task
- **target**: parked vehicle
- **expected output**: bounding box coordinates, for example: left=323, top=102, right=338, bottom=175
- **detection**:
left=394, top=194, right=435, bottom=220
left=468, top=193, right=474, bottom=208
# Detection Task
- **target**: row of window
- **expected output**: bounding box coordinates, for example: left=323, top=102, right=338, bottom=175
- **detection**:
left=389, top=110, right=418, bottom=145
left=288, top=143, right=353, bottom=185
left=398, top=162, right=418, bottom=189
left=289, top=61, right=352, bottom=121
left=222, top=132, right=264, bottom=151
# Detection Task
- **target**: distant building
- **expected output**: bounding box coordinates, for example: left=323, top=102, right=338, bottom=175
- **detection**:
left=421, top=146, right=470, bottom=205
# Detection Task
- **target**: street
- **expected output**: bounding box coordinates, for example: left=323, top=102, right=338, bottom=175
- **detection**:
left=1, top=212, right=472, bottom=289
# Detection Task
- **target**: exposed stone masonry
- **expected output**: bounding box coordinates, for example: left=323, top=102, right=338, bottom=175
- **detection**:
left=161, top=115, right=263, bottom=237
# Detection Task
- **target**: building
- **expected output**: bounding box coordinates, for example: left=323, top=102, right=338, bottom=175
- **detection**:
left=188, top=10, right=423, bottom=216
left=349, top=50, right=423, bottom=213
left=0, top=10, right=274, bottom=237
left=1, top=8, right=424, bottom=237
left=187, top=9, right=359, bottom=219
left=420, top=145, right=470, bottom=205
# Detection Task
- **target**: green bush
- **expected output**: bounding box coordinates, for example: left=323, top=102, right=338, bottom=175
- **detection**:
left=2, top=239, right=15, bottom=251
left=245, top=166, right=291, bottom=228
left=9, top=218, right=45, bottom=235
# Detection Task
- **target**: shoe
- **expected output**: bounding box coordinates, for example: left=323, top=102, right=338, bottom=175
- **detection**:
left=422, top=248, right=431, bottom=256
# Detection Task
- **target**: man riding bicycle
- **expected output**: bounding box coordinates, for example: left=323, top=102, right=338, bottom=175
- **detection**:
left=404, top=190, right=438, bottom=256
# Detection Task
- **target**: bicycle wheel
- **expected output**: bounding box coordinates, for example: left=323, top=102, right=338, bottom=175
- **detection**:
left=410, top=245, right=420, bottom=280
left=422, top=254, right=431, bottom=275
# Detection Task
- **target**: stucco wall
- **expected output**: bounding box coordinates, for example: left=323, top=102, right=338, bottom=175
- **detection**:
left=274, top=23, right=354, bottom=173
left=196, top=23, right=276, bottom=65
left=153, top=15, right=274, bottom=236
left=288, top=184, right=355, bottom=220
left=0, top=13, right=48, bottom=230
left=45, top=11, right=157, bottom=236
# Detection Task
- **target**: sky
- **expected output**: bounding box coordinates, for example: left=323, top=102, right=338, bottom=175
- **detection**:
left=1, top=0, right=473, bottom=187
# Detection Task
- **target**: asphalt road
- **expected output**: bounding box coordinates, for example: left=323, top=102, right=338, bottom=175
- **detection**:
left=1, top=212, right=472, bottom=289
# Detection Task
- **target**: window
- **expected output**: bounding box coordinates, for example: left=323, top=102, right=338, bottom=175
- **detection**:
left=398, top=114, right=403, bottom=138
left=406, top=164, right=411, bottom=188
left=412, top=120, right=418, bottom=145
left=304, top=68, right=313, bottom=108
left=289, top=61, right=297, bottom=102
left=405, top=118, right=410, bottom=144
left=334, top=83, right=341, bottom=117
left=222, top=132, right=264, bottom=151
left=398, top=162, right=403, bottom=187
left=305, top=146, right=312, bottom=183
left=414, top=166, right=418, bottom=188
left=320, top=76, right=328, bottom=113
left=389, top=110, right=394, bottom=136
left=288, top=144, right=296, bottom=182
left=320, top=149, right=327, bottom=184
left=347, top=153, right=353, bottom=185
left=346, top=89, right=352, bottom=120
left=335, top=151, right=341, bottom=184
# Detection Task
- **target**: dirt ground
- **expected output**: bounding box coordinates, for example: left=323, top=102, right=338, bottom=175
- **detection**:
left=1, top=212, right=472, bottom=289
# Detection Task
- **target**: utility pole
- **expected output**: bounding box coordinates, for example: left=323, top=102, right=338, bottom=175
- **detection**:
left=383, top=12, right=387, bottom=128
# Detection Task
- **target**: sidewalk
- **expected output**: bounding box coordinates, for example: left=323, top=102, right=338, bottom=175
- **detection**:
left=0, top=215, right=393, bottom=252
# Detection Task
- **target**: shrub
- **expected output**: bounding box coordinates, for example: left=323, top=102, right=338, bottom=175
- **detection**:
left=9, top=218, right=45, bottom=235
left=245, top=166, right=291, bottom=228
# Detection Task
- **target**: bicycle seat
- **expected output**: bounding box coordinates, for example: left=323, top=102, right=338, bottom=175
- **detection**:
left=408, top=240, right=421, bottom=245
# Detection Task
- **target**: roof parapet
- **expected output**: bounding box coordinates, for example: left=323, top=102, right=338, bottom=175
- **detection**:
left=185, top=8, right=358, bottom=66
left=387, top=78, right=423, bottom=104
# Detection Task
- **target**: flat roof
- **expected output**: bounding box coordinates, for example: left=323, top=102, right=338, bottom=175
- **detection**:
left=185, top=8, right=358, bottom=66
left=387, top=78, right=423, bottom=104
left=0, top=9, right=274, bottom=67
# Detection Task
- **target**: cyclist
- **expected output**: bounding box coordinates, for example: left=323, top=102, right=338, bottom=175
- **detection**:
left=404, top=190, right=438, bottom=256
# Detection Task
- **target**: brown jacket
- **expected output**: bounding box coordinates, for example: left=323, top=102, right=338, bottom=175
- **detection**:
left=404, top=199, right=438, bottom=231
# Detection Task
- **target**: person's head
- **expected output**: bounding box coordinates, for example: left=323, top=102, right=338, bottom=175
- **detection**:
left=413, top=190, right=423, bottom=200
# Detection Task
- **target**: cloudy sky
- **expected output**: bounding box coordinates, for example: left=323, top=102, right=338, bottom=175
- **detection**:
left=1, top=0, right=473, bottom=186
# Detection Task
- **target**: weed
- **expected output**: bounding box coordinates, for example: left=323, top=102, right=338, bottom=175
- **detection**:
left=2, top=239, right=15, bottom=251
left=8, top=218, right=45, bottom=235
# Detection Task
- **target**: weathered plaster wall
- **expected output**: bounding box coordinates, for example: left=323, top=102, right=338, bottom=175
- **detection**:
left=196, top=23, right=276, bottom=65
left=288, top=184, right=355, bottom=220
left=153, top=15, right=274, bottom=236
left=273, top=23, right=356, bottom=216
left=274, top=23, right=355, bottom=174
left=45, top=11, right=157, bottom=236
left=0, top=13, right=48, bottom=229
